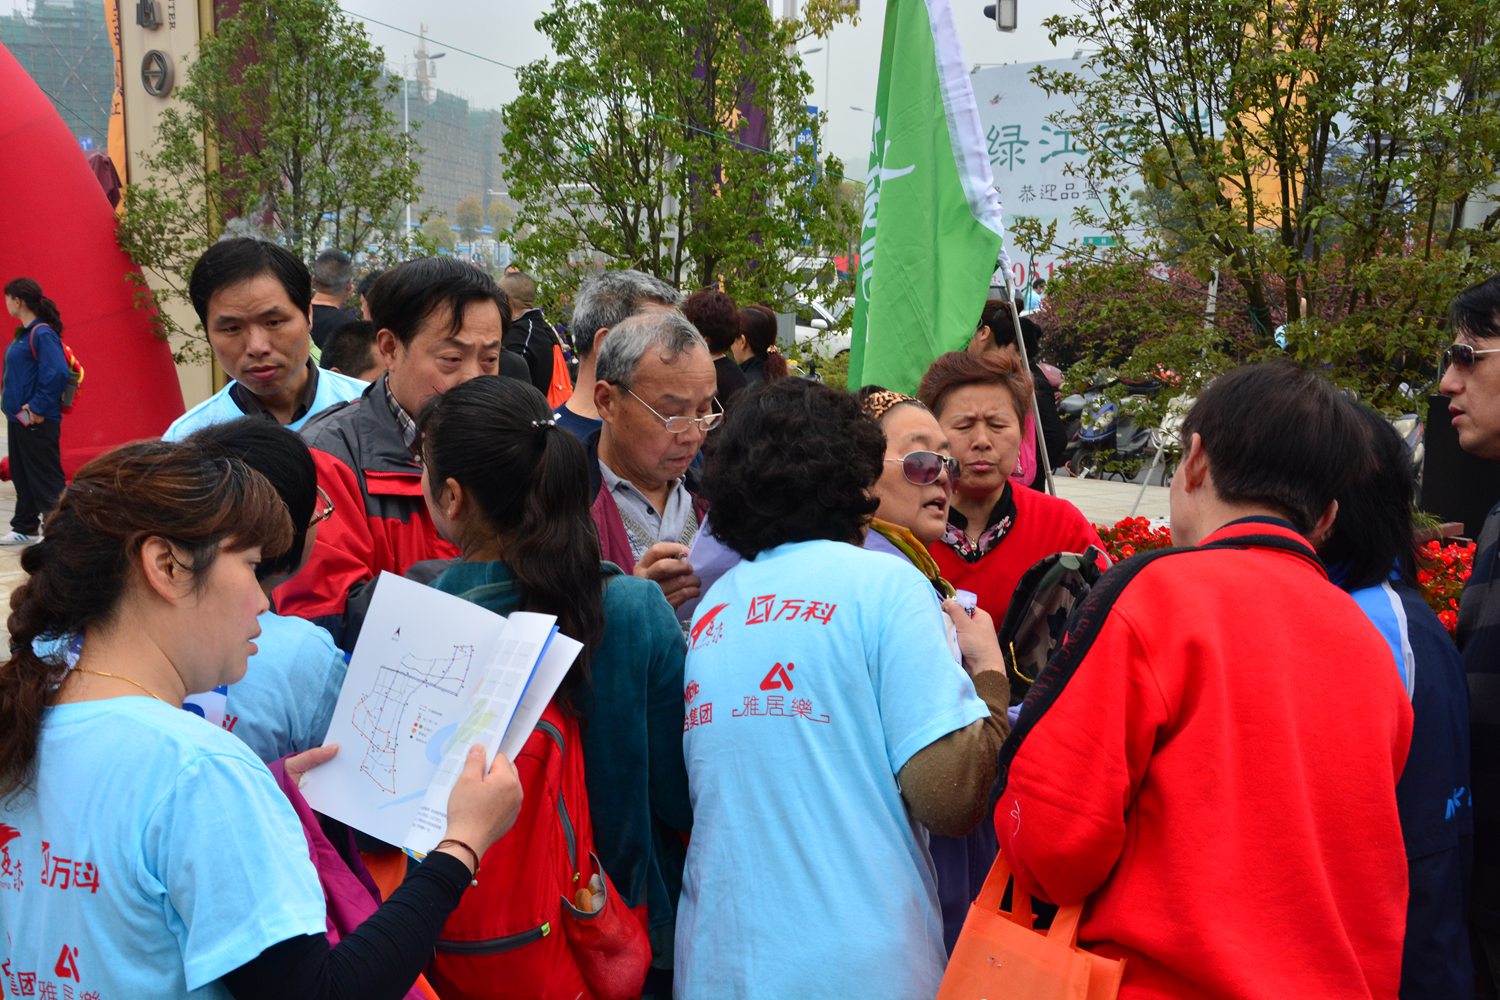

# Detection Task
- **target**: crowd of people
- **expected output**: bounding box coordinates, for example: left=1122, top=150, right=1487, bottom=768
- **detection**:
left=0, top=239, right=1496, bottom=999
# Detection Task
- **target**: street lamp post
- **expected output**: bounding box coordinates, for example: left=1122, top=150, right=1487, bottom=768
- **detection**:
left=800, top=43, right=832, bottom=115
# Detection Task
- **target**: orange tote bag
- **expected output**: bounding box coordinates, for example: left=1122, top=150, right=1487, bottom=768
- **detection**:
left=936, top=854, right=1125, bottom=1000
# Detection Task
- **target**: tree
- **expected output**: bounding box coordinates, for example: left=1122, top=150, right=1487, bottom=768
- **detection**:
left=456, top=195, right=484, bottom=244
left=422, top=216, right=458, bottom=253
left=116, top=0, right=420, bottom=357
left=501, top=0, right=860, bottom=309
left=487, top=199, right=517, bottom=235
left=1029, top=0, right=1500, bottom=406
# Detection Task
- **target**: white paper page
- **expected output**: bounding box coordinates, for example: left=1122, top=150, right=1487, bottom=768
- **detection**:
left=300, top=572, right=508, bottom=846
left=405, top=611, right=560, bottom=855
left=498, top=633, right=583, bottom=762
left=677, top=515, right=741, bottom=621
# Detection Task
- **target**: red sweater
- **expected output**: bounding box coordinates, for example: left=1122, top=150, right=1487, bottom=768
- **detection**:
left=928, top=484, right=1106, bottom=623
left=996, top=520, right=1412, bottom=999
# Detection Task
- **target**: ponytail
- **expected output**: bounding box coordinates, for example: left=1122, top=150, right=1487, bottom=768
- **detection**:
left=506, top=421, right=605, bottom=712
left=3, top=278, right=63, bottom=335
left=36, top=298, right=63, bottom=335
left=420, top=377, right=606, bottom=715
left=1, top=540, right=74, bottom=802
left=739, top=305, right=789, bottom=383
left=764, top=347, right=789, bottom=381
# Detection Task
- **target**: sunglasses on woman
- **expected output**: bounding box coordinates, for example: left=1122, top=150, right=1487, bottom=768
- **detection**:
left=1442, top=342, right=1500, bottom=372
left=885, top=450, right=961, bottom=487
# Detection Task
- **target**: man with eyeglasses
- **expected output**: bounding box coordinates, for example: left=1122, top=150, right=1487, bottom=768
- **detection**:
left=1441, top=274, right=1500, bottom=993
left=590, top=310, right=718, bottom=611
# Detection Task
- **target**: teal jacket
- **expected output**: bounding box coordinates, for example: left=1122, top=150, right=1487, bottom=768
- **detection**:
left=429, top=559, right=692, bottom=963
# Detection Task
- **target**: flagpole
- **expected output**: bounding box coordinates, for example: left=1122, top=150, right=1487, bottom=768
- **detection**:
left=1008, top=292, right=1055, bottom=494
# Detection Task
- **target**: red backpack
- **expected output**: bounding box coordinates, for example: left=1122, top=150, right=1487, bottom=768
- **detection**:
left=428, top=703, right=651, bottom=1000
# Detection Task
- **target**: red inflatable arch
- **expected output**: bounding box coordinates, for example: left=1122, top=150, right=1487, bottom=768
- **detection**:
left=0, top=42, right=185, bottom=477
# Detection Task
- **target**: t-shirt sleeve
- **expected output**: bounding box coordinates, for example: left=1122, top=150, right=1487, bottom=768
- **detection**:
left=140, top=752, right=326, bottom=990
left=296, top=624, right=351, bottom=754
left=871, top=574, right=988, bottom=774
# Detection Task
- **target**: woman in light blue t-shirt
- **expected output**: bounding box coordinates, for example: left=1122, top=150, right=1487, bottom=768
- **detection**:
left=0, top=440, right=520, bottom=1000
left=676, top=380, right=1012, bottom=1000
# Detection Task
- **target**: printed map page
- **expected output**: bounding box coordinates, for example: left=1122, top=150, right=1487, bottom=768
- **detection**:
left=300, top=573, right=553, bottom=847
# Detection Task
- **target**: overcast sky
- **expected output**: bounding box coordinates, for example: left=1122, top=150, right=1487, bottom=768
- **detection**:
left=336, top=0, right=1076, bottom=173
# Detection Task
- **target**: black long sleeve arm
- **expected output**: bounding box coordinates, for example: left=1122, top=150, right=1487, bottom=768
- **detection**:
left=222, top=851, right=470, bottom=1000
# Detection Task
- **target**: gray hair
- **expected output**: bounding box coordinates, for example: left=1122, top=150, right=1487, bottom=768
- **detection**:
left=571, top=269, right=680, bottom=359
left=595, top=311, right=708, bottom=389
left=311, top=249, right=354, bottom=295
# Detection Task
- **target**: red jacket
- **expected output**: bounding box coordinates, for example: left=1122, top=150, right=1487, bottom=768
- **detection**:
left=928, top=483, right=1106, bottom=622
left=996, top=520, right=1412, bottom=999
left=275, top=379, right=458, bottom=649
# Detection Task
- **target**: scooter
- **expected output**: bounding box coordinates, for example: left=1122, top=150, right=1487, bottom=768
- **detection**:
left=1064, top=378, right=1161, bottom=479
left=1058, top=379, right=1109, bottom=470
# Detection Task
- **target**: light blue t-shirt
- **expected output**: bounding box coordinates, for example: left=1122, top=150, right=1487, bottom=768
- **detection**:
left=0, top=698, right=325, bottom=998
left=162, top=367, right=367, bottom=441
left=184, top=611, right=349, bottom=762
left=674, top=539, right=988, bottom=1000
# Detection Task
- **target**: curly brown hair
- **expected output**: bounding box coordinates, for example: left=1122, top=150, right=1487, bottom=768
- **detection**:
left=701, top=379, right=883, bottom=559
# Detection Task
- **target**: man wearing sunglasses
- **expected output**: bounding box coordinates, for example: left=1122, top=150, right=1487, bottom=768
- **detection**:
left=590, top=310, right=718, bottom=612
left=1442, top=274, right=1500, bottom=992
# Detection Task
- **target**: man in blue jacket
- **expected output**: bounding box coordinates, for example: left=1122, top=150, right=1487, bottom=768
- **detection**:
left=163, top=239, right=367, bottom=440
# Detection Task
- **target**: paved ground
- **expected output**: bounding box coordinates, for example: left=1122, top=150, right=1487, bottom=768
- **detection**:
left=1052, top=473, right=1172, bottom=526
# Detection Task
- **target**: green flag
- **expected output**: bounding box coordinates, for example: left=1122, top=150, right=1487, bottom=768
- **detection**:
left=848, top=0, right=1008, bottom=394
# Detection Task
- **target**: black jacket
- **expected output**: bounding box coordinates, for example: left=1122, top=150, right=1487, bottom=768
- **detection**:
left=503, top=308, right=559, bottom=395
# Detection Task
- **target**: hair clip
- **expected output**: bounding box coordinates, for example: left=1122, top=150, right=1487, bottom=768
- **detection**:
left=529, top=417, right=557, bottom=429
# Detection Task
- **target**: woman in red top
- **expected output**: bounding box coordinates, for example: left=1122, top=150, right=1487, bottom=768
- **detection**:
left=918, top=350, right=1106, bottom=629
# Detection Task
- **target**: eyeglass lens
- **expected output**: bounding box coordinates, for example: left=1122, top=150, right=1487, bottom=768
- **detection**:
left=664, top=411, right=723, bottom=433
left=901, top=451, right=959, bottom=486
left=1444, top=344, right=1475, bottom=371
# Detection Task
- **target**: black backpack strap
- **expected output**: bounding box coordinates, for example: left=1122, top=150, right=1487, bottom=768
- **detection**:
left=992, top=531, right=1319, bottom=802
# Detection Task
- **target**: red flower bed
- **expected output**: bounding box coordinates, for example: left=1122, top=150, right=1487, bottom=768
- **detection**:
left=1093, top=517, right=1174, bottom=564
left=1094, top=519, right=1475, bottom=636
left=1417, top=539, right=1474, bottom=636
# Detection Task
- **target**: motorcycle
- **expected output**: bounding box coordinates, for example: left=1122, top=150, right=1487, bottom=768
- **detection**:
left=1063, top=377, right=1162, bottom=480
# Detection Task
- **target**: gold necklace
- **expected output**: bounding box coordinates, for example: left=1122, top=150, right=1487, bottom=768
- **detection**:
left=72, top=669, right=172, bottom=705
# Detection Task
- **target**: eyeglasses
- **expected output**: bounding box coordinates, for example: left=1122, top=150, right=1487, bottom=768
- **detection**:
left=309, top=485, right=335, bottom=527
left=1442, top=342, right=1500, bottom=372
left=623, top=387, right=724, bottom=434
left=885, top=450, right=961, bottom=487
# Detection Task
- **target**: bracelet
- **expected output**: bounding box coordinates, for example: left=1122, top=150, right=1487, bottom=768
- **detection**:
left=435, top=838, right=481, bottom=887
